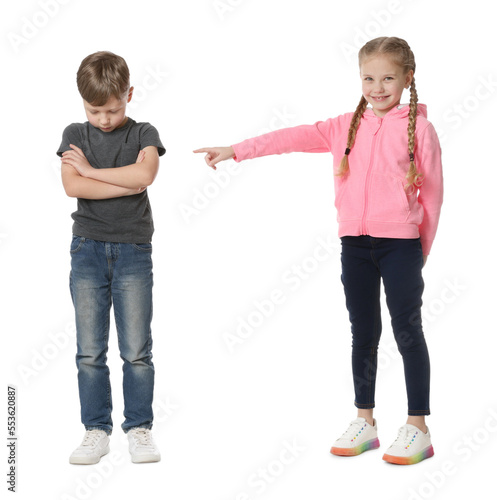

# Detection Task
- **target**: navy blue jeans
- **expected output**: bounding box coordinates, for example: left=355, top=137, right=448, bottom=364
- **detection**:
left=69, top=236, right=155, bottom=433
left=340, top=236, right=430, bottom=416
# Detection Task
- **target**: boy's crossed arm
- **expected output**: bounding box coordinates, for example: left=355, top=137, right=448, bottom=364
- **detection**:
left=61, top=164, right=145, bottom=199
left=61, top=146, right=159, bottom=199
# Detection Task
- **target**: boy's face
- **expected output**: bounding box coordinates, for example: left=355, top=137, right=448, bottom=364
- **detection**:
left=83, top=87, right=134, bottom=132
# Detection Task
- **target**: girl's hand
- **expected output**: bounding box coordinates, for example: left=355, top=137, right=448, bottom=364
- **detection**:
left=61, top=144, right=94, bottom=177
left=193, top=146, right=235, bottom=170
left=423, top=255, right=428, bottom=268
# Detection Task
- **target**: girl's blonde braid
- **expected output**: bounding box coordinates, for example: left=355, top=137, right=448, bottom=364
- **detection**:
left=406, top=76, right=423, bottom=192
left=337, top=95, right=369, bottom=177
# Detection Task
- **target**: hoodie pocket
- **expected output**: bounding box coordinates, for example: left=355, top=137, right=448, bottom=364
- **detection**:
left=335, top=179, right=362, bottom=221
left=368, top=172, right=410, bottom=223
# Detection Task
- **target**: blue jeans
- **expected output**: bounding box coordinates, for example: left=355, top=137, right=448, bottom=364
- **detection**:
left=340, top=236, right=430, bottom=416
left=69, top=236, right=155, bottom=434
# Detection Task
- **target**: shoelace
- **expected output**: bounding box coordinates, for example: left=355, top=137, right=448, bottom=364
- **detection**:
left=339, top=419, right=368, bottom=440
left=81, top=430, right=105, bottom=448
left=391, top=425, right=418, bottom=448
left=129, top=429, right=154, bottom=448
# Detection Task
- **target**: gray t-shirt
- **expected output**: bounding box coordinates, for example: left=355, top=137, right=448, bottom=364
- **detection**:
left=57, top=118, right=165, bottom=243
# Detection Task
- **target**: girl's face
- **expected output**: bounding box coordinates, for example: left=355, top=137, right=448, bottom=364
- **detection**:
left=360, top=55, right=413, bottom=117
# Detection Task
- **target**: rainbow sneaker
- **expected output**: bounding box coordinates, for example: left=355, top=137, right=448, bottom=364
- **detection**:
left=382, top=424, right=434, bottom=465
left=330, top=417, right=380, bottom=456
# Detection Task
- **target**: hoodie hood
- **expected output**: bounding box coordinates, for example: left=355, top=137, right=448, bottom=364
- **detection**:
left=364, top=103, right=427, bottom=119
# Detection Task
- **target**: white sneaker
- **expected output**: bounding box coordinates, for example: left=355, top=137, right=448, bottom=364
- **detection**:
left=69, top=429, right=110, bottom=465
left=382, top=424, right=434, bottom=465
left=127, top=428, right=161, bottom=463
left=330, top=417, right=380, bottom=456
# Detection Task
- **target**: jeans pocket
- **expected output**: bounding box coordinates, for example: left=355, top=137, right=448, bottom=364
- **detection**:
left=131, top=242, right=152, bottom=253
left=70, top=235, right=86, bottom=254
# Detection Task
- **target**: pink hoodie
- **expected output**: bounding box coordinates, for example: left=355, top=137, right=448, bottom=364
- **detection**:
left=231, top=103, right=443, bottom=255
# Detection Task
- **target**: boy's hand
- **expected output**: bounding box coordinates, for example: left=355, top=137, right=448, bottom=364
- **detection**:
left=129, top=151, right=146, bottom=193
left=61, top=144, right=94, bottom=177
left=132, top=151, right=147, bottom=194
left=193, top=146, right=235, bottom=170
left=136, top=149, right=146, bottom=163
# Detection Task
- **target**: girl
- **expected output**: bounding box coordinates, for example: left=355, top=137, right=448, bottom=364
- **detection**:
left=193, top=36, right=443, bottom=465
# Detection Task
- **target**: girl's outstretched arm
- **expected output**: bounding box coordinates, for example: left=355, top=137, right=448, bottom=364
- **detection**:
left=192, top=146, right=234, bottom=170
left=194, top=119, right=336, bottom=169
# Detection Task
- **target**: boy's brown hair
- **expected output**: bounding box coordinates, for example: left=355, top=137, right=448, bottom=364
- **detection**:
left=76, top=51, right=130, bottom=106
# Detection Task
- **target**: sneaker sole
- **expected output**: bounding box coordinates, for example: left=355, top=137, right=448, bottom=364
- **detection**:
left=382, top=444, right=434, bottom=465
left=130, top=453, right=161, bottom=464
left=331, top=437, right=380, bottom=456
left=69, top=445, right=110, bottom=465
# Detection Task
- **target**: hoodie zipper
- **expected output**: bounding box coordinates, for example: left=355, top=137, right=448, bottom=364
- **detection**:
left=361, top=117, right=383, bottom=235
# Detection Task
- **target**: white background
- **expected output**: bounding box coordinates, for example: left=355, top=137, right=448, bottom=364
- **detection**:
left=2, top=0, right=496, bottom=499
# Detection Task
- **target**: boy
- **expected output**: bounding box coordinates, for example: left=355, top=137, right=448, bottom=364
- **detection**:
left=57, top=51, right=165, bottom=464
